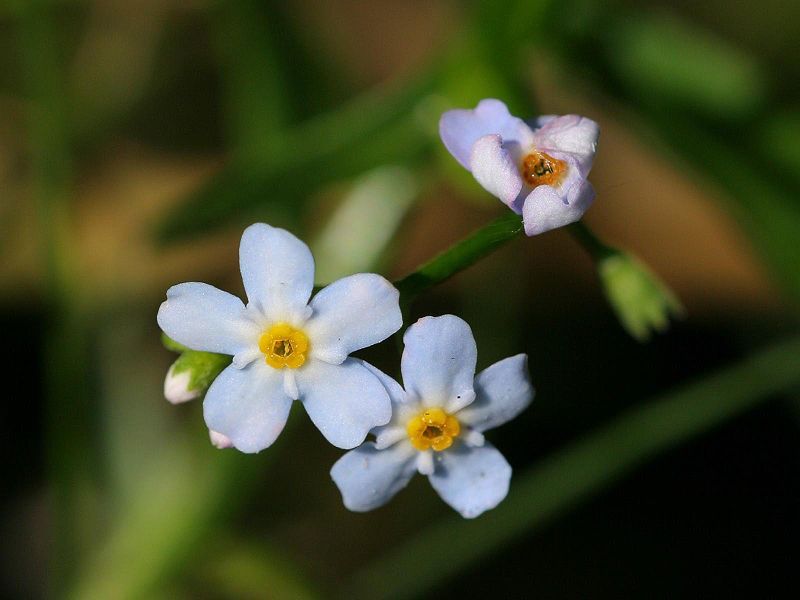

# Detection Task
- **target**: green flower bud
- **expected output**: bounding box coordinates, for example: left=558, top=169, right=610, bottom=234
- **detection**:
left=163, top=349, right=231, bottom=404
left=599, top=252, right=684, bottom=342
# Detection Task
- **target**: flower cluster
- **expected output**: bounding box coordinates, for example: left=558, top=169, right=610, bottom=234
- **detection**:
left=157, top=99, right=597, bottom=517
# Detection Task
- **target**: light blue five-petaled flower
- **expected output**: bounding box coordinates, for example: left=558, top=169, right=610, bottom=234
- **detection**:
left=440, top=98, right=599, bottom=236
left=157, top=223, right=403, bottom=452
left=331, top=315, right=534, bottom=518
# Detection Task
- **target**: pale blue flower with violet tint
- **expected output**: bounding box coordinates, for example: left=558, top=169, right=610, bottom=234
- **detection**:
left=157, top=223, right=402, bottom=452
left=331, top=315, right=534, bottom=518
left=440, top=99, right=599, bottom=236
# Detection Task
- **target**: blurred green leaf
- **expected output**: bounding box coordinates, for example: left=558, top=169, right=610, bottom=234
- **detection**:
left=348, top=334, right=800, bottom=600
left=311, top=165, right=419, bottom=284
left=649, top=111, right=800, bottom=303
left=606, top=13, right=766, bottom=118
left=69, top=440, right=265, bottom=600
left=212, top=0, right=291, bottom=163
left=156, top=70, right=440, bottom=244
left=19, top=1, right=94, bottom=593
left=757, top=109, right=800, bottom=181
left=197, top=537, right=319, bottom=600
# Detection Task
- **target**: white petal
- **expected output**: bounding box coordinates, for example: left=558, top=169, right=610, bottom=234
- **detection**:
left=203, top=362, right=292, bottom=453
left=232, top=347, right=262, bottom=369
left=157, top=282, right=256, bottom=355
left=283, top=370, right=299, bottom=400
left=353, top=359, right=411, bottom=440
left=298, top=358, right=392, bottom=449
left=401, top=315, right=477, bottom=410
left=164, top=365, right=199, bottom=404
left=457, top=354, right=534, bottom=432
left=469, top=134, right=524, bottom=211
left=330, top=442, right=417, bottom=512
left=533, top=114, right=599, bottom=164
left=305, top=274, right=402, bottom=364
left=239, top=223, right=315, bottom=323
left=461, top=429, right=485, bottom=447
left=522, top=178, right=595, bottom=236
left=209, top=430, right=233, bottom=449
left=428, top=442, right=511, bottom=518
left=416, top=451, right=434, bottom=475
left=374, top=426, right=407, bottom=450
left=353, top=359, right=407, bottom=405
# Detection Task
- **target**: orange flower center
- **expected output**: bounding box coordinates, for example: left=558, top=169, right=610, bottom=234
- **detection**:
left=520, top=149, right=566, bottom=188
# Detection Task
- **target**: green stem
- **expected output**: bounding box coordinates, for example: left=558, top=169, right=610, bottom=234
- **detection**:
left=394, top=212, right=524, bottom=303
left=568, top=221, right=617, bottom=261
left=346, top=334, right=800, bottom=600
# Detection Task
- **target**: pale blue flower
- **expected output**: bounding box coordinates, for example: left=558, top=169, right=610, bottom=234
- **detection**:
left=331, top=315, right=534, bottom=518
left=157, top=223, right=402, bottom=452
left=440, top=99, right=599, bottom=236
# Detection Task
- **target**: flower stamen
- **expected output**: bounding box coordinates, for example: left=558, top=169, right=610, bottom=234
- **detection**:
left=520, top=149, right=566, bottom=188
left=406, top=407, right=460, bottom=452
left=258, top=323, right=309, bottom=369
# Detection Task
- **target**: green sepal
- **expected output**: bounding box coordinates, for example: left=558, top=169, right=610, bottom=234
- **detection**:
left=161, top=333, right=190, bottom=354
left=170, top=351, right=232, bottom=397
left=598, top=252, right=685, bottom=342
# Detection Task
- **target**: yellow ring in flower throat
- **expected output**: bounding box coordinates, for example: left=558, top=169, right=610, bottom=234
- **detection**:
left=406, top=407, right=461, bottom=452
left=258, top=323, right=309, bottom=369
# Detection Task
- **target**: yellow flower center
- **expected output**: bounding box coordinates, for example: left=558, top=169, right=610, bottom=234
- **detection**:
left=258, top=323, right=309, bottom=369
left=406, top=407, right=460, bottom=452
left=520, top=149, right=567, bottom=188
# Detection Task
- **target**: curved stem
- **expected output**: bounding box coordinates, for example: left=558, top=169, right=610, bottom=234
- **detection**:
left=394, top=212, right=524, bottom=303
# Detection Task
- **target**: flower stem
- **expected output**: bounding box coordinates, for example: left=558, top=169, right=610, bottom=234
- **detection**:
left=346, top=334, right=800, bottom=599
left=567, top=221, right=617, bottom=261
left=394, top=212, right=524, bottom=303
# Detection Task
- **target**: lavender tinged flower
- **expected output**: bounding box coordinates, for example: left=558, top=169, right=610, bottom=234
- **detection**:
left=440, top=99, right=599, bottom=236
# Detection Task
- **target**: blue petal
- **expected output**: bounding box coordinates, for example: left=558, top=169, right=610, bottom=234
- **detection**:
left=298, top=358, right=392, bottom=449
left=157, top=282, right=256, bottom=355
left=203, top=362, right=293, bottom=453
left=428, top=442, right=511, bottom=518
left=239, top=223, right=315, bottom=323
left=457, top=354, right=534, bottom=432
left=401, top=315, right=477, bottom=411
left=330, top=442, right=417, bottom=512
left=439, top=99, right=534, bottom=169
left=305, top=273, right=402, bottom=364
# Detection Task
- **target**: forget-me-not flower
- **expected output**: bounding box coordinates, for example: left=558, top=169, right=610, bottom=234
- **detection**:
left=157, top=223, right=403, bottom=452
left=331, top=315, right=533, bottom=518
left=440, top=98, right=599, bottom=236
